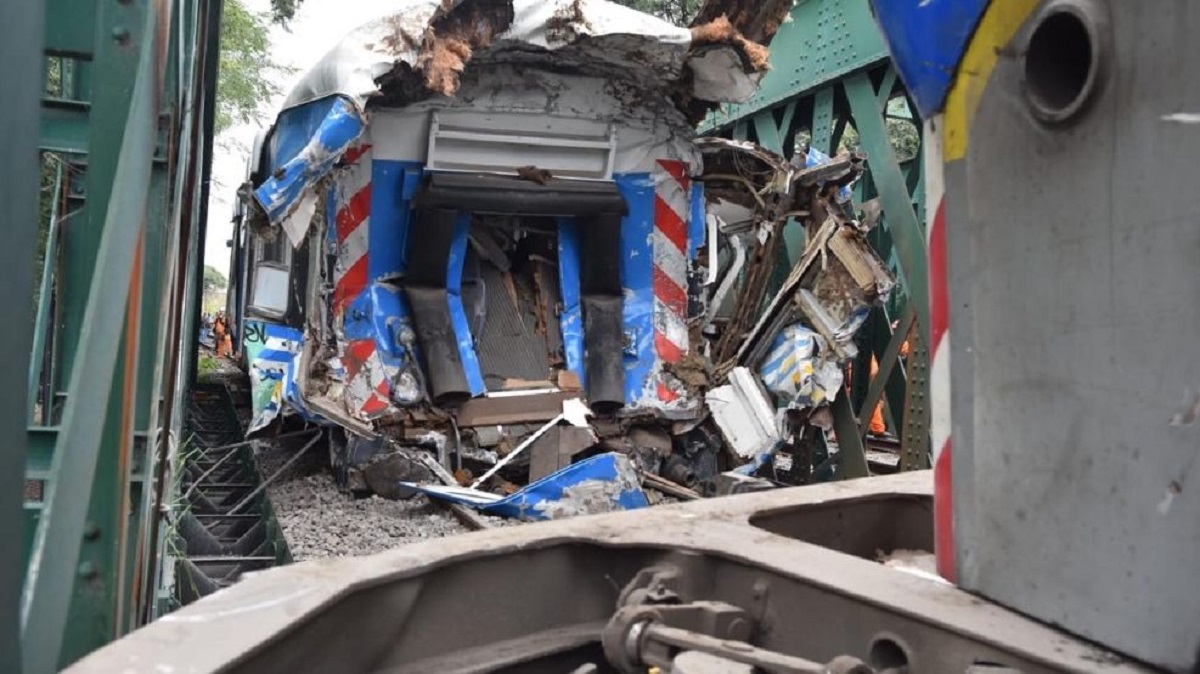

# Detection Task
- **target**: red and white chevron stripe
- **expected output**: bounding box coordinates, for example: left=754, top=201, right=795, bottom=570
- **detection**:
left=924, top=118, right=955, bottom=582
left=653, top=160, right=691, bottom=402
left=331, top=144, right=387, bottom=419
left=332, top=143, right=373, bottom=315
left=342, top=338, right=390, bottom=419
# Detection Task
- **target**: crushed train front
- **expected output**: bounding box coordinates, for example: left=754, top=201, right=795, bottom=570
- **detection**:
left=234, top=0, right=891, bottom=511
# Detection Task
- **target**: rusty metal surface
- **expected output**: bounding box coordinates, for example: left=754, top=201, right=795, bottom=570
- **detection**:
left=67, top=472, right=1150, bottom=674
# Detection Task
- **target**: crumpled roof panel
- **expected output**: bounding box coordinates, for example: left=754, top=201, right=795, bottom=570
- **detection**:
left=280, top=0, right=784, bottom=114
left=255, top=0, right=792, bottom=232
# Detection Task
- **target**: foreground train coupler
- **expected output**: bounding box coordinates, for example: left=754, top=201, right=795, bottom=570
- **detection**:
left=602, top=565, right=877, bottom=674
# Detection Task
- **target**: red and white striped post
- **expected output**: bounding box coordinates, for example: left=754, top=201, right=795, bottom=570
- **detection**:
left=331, top=143, right=391, bottom=419
left=924, top=117, right=956, bottom=583
left=332, top=143, right=373, bottom=314
left=652, top=159, right=692, bottom=403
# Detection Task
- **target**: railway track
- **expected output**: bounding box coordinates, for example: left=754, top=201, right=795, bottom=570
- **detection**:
left=172, top=381, right=291, bottom=606
left=864, top=434, right=903, bottom=474
left=170, top=358, right=903, bottom=604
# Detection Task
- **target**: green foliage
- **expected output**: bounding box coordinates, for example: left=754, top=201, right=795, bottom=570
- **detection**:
left=269, top=0, right=300, bottom=25
left=610, top=0, right=700, bottom=25
left=44, top=57, right=67, bottom=97
left=792, top=98, right=921, bottom=164
left=883, top=96, right=920, bottom=162
left=217, top=0, right=290, bottom=134
left=198, top=355, right=221, bottom=374
left=885, top=118, right=920, bottom=163
left=34, top=155, right=57, bottom=307
left=202, top=266, right=228, bottom=315
left=203, top=265, right=228, bottom=292
left=36, top=60, right=71, bottom=308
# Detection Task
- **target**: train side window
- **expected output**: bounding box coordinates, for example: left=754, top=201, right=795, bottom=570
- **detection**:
left=257, top=231, right=289, bottom=266
left=248, top=232, right=291, bottom=319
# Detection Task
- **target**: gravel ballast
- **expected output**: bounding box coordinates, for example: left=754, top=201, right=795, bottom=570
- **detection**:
left=256, top=437, right=472, bottom=561
left=199, top=355, right=520, bottom=563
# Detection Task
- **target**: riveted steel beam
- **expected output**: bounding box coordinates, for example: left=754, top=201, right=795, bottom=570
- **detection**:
left=811, top=87, right=835, bottom=155
left=21, top=0, right=162, bottom=668
left=844, top=72, right=929, bottom=335
left=1, top=1, right=46, bottom=671
left=844, top=71, right=932, bottom=467
left=700, top=0, right=891, bottom=133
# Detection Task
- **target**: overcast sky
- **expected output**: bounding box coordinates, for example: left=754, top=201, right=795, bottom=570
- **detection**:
left=204, top=0, right=396, bottom=275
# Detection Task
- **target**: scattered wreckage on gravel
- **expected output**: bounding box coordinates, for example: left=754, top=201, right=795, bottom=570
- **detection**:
left=229, top=0, right=893, bottom=520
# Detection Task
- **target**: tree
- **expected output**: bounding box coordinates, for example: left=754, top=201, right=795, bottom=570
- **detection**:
left=611, top=0, right=700, bottom=25
left=202, top=265, right=229, bottom=315
left=217, top=0, right=290, bottom=135
left=268, top=0, right=300, bottom=25
left=203, top=265, right=229, bottom=292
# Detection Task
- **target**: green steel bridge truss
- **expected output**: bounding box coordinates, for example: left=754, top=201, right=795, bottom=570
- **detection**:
left=9, top=0, right=222, bottom=670
left=701, top=0, right=931, bottom=479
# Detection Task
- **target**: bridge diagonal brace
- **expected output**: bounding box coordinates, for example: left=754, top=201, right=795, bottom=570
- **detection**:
left=844, top=71, right=930, bottom=334
left=876, top=65, right=899, bottom=110
left=832, top=392, right=869, bottom=480
left=811, top=87, right=835, bottom=154
left=858, top=305, right=915, bottom=438
left=844, top=71, right=931, bottom=469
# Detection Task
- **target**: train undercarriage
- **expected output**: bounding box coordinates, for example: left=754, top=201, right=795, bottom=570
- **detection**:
left=69, top=472, right=1145, bottom=674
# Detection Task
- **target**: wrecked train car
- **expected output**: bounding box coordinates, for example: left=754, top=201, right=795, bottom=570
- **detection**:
left=231, top=0, right=892, bottom=509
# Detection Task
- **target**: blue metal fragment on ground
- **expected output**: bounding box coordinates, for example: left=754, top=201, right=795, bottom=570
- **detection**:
left=404, top=452, right=649, bottom=521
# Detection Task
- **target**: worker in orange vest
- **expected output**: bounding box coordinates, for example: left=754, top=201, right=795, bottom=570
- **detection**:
left=868, top=356, right=887, bottom=435
left=863, top=320, right=912, bottom=437
left=214, top=313, right=232, bottom=358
